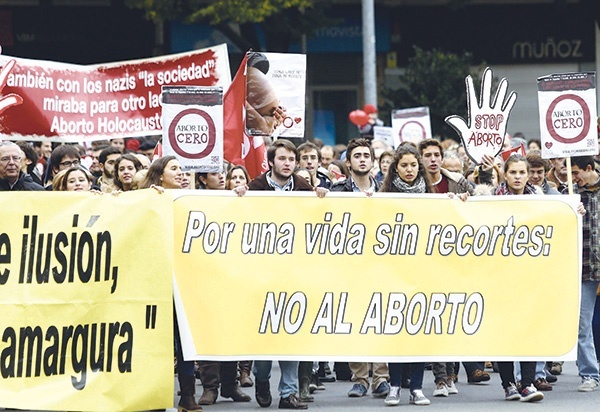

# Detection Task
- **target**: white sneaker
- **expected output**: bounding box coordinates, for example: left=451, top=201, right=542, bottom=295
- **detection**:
left=384, top=386, right=401, bottom=406
left=432, top=381, right=449, bottom=397
left=578, top=377, right=599, bottom=392
left=446, top=379, right=458, bottom=395
left=410, top=389, right=431, bottom=406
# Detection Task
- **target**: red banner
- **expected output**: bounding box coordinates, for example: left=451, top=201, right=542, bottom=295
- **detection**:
left=223, top=53, right=268, bottom=179
left=0, top=44, right=230, bottom=142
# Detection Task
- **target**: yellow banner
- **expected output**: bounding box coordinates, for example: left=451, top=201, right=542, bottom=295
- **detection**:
left=174, top=192, right=581, bottom=361
left=0, top=191, right=174, bottom=412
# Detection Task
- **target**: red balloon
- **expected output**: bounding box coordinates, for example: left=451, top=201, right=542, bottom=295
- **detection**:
left=348, top=109, right=369, bottom=126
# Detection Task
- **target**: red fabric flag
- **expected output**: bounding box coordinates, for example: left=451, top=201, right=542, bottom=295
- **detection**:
left=500, top=143, right=526, bottom=162
left=152, top=141, right=163, bottom=162
left=223, top=53, right=268, bottom=179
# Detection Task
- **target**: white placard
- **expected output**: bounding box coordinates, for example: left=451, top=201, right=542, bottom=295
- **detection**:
left=391, top=106, right=432, bottom=148
left=162, top=85, right=224, bottom=172
left=537, top=72, right=598, bottom=159
left=245, top=52, right=306, bottom=139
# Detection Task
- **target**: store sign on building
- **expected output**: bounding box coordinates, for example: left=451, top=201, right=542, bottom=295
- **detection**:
left=512, top=38, right=584, bottom=62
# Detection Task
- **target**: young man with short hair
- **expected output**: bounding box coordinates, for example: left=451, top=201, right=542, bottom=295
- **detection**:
left=331, top=138, right=381, bottom=194
left=297, top=141, right=332, bottom=189
left=418, top=139, right=471, bottom=195
left=89, top=145, right=108, bottom=178
left=568, top=156, right=600, bottom=392
left=46, top=144, right=81, bottom=189
left=330, top=138, right=390, bottom=399
left=97, top=146, right=122, bottom=193
left=247, top=139, right=315, bottom=410
left=248, top=139, right=312, bottom=192
left=418, top=139, right=481, bottom=393
left=526, top=151, right=559, bottom=194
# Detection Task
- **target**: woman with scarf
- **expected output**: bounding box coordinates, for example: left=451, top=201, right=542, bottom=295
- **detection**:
left=379, top=143, right=432, bottom=406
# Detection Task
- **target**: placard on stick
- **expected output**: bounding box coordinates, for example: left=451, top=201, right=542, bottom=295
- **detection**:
left=445, top=67, right=517, bottom=165
left=537, top=72, right=598, bottom=159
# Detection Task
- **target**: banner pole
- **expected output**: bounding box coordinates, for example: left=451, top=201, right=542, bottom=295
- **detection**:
left=566, top=156, right=574, bottom=195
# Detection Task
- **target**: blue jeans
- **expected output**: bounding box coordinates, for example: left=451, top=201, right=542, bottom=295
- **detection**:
left=515, top=361, right=546, bottom=380
left=389, top=362, right=424, bottom=391
left=578, top=281, right=600, bottom=381
left=253, top=360, right=299, bottom=398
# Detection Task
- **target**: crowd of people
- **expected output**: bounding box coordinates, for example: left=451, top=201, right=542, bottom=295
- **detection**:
left=0, top=128, right=599, bottom=411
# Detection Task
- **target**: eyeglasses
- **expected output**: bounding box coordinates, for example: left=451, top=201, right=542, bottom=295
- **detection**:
left=59, top=159, right=80, bottom=168
left=0, top=155, right=22, bottom=164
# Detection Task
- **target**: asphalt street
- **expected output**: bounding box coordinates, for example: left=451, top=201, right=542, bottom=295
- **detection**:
left=169, top=361, right=599, bottom=412
left=5, top=361, right=597, bottom=411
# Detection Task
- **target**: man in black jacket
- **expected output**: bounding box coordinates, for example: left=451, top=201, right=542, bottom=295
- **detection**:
left=0, top=141, right=44, bottom=191
left=331, top=138, right=381, bottom=194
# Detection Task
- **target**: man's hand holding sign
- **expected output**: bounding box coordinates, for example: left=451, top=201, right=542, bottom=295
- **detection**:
left=445, top=67, right=517, bottom=164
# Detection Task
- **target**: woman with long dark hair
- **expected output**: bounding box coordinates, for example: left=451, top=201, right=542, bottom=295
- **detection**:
left=380, top=144, right=431, bottom=407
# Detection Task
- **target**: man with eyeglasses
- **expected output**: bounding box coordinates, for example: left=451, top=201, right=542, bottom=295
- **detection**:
left=0, top=141, right=44, bottom=191
left=45, top=144, right=81, bottom=189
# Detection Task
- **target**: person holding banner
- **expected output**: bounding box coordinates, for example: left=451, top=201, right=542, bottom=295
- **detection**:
left=194, top=167, right=253, bottom=405
left=225, top=165, right=251, bottom=191
left=297, top=142, right=332, bottom=189
left=240, top=138, right=329, bottom=410
left=331, top=138, right=381, bottom=196
left=140, top=156, right=183, bottom=190
left=330, top=138, right=390, bottom=400
left=491, top=154, right=544, bottom=402
left=566, top=156, right=600, bottom=392
left=417, top=139, right=485, bottom=393
left=136, top=155, right=205, bottom=411
left=379, top=143, right=431, bottom=406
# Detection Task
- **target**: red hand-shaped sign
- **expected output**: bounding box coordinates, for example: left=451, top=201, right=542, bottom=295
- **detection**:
left=0, top=58, right=24, bottom=115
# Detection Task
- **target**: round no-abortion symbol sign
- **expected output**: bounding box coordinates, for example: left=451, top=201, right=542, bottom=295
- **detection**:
left=168, top=108, right=216, bottom=159
left=399, top=121, right=426, bottom=143
left=545, top=94, right=591, bottom=144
